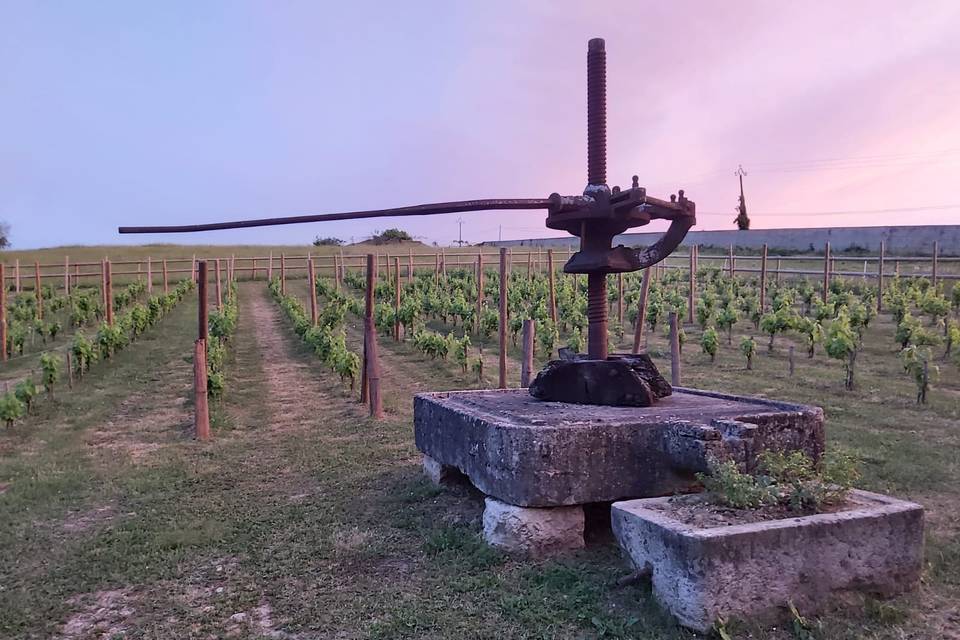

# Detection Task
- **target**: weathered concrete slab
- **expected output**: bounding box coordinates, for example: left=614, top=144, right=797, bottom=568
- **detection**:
left=611, top=490, right=924, bottom=632
left=482, top=497, right=584, bottom=554
left=413, top=387, right=824, bottom=508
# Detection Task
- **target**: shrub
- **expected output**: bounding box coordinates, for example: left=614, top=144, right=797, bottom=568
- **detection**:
left=14, top=379, right=38, bottom=413
left=824, top=310, right=858, bottom=390
left=700, top=327, right=719, bottom=362
left=0, top=393, right=25, bottom=428
left=739, top=336, right=756, bottom=370
left=39, top=352, right=62, bottom=396
left=698, top=450, right=859, bottom=513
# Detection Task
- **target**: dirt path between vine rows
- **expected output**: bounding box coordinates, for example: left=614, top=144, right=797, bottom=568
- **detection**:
left=238, top=285, right=361, bottom=435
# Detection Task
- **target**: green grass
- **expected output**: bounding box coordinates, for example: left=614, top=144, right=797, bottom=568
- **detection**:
left=0, top=279, right=958, bottom=639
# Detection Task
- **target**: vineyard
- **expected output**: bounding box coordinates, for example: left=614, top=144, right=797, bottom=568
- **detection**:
left=0, top=245, right=958, bottom=639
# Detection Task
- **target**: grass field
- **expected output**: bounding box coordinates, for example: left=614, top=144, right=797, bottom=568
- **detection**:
left=1, top=253, right=959, bottom=638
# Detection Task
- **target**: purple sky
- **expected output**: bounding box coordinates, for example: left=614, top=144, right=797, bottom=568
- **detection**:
left=2, top=1, right=959, bottom=249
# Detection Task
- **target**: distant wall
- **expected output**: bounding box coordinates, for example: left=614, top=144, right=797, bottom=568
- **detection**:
left=485, top=225, right=960, bottom=255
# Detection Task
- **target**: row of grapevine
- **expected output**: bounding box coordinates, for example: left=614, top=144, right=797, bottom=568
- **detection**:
left=333, top=259, right=959, bottom=401
left=0, top=279, right=194, bottom=429
left=206, top=281, right=239, bottom=397
left=3, top=280, right=148, bottom=360
left=269, top=277, right=362, bottom=390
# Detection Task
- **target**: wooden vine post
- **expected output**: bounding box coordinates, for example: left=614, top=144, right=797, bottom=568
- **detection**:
left=498, top=248, right=508, bottom=389
left=145, top=257, right=152, bottom=293
left=194, top=260, right=211, bottom=441
left=547, top=249, right=557, bottom=324
left=280, top=253, right=286, bottom=295
left=476, top=252, right=484, bottom=324
left=408, top=249, right=414, bottom=286
left=64, top=256, right=70, bottom=295
left=162, top=259, right=169, bottom=293
left=100, top=259, right=108, bottom=315
left=822, top=242, right=831, bottom=303
left=105, top=260, right=113, bottom=325
left=669, top=311, right=681, bottom=386
left=267, top=251, right=274, bottom=281
left=932, top=241, right=939, bottom=287
left=362, top=254, right=384, bottom=419
left=632, top=268, right=651, bottom=354
left=617, top=273, right=624, bottom=327
left=687, top=246, right=695, bottom=324
left=34, top=262, right=42, bottom=320
left=775, top=258, right=781, bottom=284
left=307, top=256, right=319, bottom=326
left=14, top=259, right=20, bottom=293
left=215, top=259, right=223, bottom=312
left=728, top=244, right=735, bottom=278
left=877, top=241, right=885, bottom=312
left=0, top=263, right=6, bottom=362
left=759, top=243, right=768, bottom=311
left=520, top=319, right=535, bottom=388
left=394, top=256, right=401, bottom=342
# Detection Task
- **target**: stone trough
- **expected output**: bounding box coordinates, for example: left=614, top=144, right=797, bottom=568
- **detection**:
left=611, top=490, right=925, bottom=632
left=414, top=387, right=824, bottom=553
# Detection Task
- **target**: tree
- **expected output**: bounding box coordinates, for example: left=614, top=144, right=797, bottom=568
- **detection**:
left=370, top=228, right=413, bottom=244
left=0, top=222, right=9, bottom=249
left=313, top=236, right=344, bottom=247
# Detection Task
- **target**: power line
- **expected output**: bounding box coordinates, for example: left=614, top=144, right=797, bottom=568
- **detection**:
left=696, top=203, right=960, bottom=217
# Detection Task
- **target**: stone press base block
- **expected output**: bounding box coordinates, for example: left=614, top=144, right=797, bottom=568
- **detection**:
left=482, top=497, right=585, bottom=554
left=414, top=387, right=824, bottom=508
left=611, top=490, right=924, bottom=633
left=422, top=455, right=587, bottom=553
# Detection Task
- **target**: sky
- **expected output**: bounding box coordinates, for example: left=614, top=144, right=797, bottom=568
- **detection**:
left=2, top=1, right=960, bottom=249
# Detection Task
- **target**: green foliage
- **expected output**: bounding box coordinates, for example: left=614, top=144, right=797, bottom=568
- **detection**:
left=697, top=459, right=776, bottom=509
left=739, top=336, right=756, bottom=370
left=454, top=334, right=471, bottom=373
left=536, top=318, right=559, bottom=358
left=759, top=308, right=794, bottom=351
left=566, top=326, right=584, bottom=354
left=471, top=350, right=485, bottom=384
left=14, top=379, right=38, bottom=413
left=899, top=345, right=937, bottom=404
left=369, top=228, right=413, bottom=244
left=700, top=327, right=719, bottom=362
left=824, top=309, right=858, bottom=390
left=0, top=392, right=25, bottom=428
left=39, top=352, right=62, bottom=394
left=714, top=305, right=739, bottom=344
left=698, top=449, right=859, bottom=512
left=71, top=333, right=96, bottom=376
left=795, top=316, right=823, bottom=357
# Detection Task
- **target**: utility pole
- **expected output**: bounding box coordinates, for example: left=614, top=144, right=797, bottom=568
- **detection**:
left=498, top=224, right=502, bottom=242
left=454, top=217, right=467, bottom=246
left=734, top=164, right=750, bottom=230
